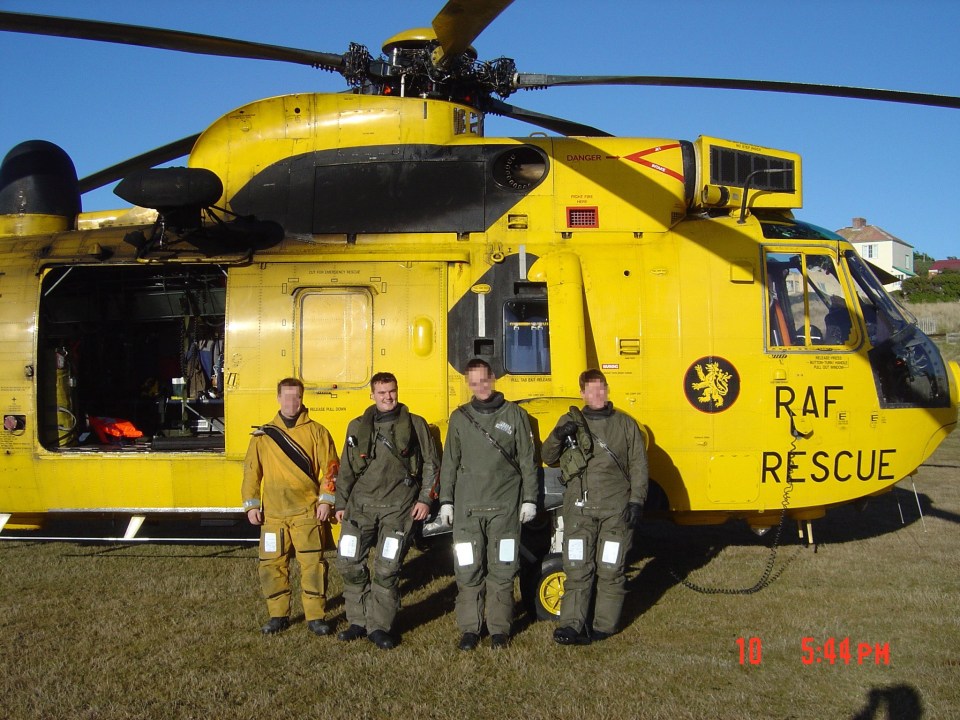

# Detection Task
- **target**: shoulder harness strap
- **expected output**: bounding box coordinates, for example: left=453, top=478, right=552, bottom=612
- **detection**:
left=575, top=407, right=629, bottom=482
left=459, top=406, right=522, bottom=476
left=258, top=424, right=315, bottom=481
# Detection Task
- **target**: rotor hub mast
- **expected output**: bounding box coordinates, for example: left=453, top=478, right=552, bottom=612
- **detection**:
left=346, top=28, right=517, bottom=105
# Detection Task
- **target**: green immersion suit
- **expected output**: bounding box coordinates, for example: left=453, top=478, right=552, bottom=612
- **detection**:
left=335, top=403, right=439, bottom=634
left=438, top=392, right=538, bottom=636
left=541, top=402, right=648, bottom=635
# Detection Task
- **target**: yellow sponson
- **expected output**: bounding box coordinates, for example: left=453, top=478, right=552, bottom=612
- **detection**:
left=0, top=214, right=71, bottom=238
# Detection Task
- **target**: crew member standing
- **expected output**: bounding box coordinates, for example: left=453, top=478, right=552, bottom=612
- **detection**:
left=242, top=377, right=339, bottom=636
left=334, top=372, right=440, bottom=650
left=438, top=359, right=538, bottom=650
left=541, top=369, right=648, bottom=645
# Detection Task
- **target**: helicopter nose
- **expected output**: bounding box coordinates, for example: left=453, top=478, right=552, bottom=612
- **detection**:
left=949, top=361, right=960, bottom=408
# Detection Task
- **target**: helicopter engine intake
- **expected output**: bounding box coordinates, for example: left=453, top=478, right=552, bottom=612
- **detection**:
left=0, top=140, right=81, bottom=236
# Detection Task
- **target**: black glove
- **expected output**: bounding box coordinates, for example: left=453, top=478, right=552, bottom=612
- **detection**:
left=553, top=421, right=578, bottom=441
left=626, top=502, right=643, bottom=530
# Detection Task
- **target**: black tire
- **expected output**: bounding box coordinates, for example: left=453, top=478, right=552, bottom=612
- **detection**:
left=528, top=553, right=565, bottom=621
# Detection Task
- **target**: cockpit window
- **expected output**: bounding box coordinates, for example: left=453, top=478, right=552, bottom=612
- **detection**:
left=844, top=250, right=911, bottom=346
left=845, top=250, right=950, bottom=408
left=765, top=251, right=857, bottom=349
left=759, top=217, right=841, bottom=241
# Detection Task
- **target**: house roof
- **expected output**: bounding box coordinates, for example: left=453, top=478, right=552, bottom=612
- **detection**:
left=930, top=259, right=960, bottom=273
left=834, top=217, right=913, bottom=248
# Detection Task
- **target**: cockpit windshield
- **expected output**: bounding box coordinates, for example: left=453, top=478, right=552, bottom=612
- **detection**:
left=844, top=251, right=911, bottom=346
left=845, top=250, right=951, bottom=409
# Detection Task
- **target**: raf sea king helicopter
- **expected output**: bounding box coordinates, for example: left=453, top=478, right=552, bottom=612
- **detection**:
left=1, top=1, right=958, bottom=613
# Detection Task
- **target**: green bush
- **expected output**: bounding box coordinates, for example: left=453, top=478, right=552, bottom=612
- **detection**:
left=899, top=269, right=960, bottom=302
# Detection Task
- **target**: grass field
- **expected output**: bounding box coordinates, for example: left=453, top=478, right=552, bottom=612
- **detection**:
left=906, top=301, right=960, bottom=363
left=903, top=301, right=960, bottom=336
left=3, top=434, right=959, bottom=720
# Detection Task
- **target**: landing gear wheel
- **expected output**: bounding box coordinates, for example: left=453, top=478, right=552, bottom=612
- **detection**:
left=533, top=554, right=565, bottom=620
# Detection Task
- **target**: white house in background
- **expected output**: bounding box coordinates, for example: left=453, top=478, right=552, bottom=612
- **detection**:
left=835, top=217, right=915, bottom=290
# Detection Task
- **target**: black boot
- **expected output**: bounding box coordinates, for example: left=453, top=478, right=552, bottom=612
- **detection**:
left=553, top=626, right=591, bottom=646
left=337, top=624, right=367, bottom=642
left=368, top=629, right=396, bottom=650
left=491, top=633, right=510, bottom=649
left=261, top=617, right=290, bottom=635
left=307, top=620, right=332, bottom=636
left=458, top=632, right=480, bottom=651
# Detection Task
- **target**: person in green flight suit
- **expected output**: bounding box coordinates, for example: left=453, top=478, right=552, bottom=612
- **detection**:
left=541, top=368, right=648, bottom=646
left=334, top=371, right=440, bottom=650
left=438, top=359, right=539, bottom=650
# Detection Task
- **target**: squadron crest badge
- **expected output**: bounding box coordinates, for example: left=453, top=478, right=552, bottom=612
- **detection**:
left=684, top=356, right=740, bottom=413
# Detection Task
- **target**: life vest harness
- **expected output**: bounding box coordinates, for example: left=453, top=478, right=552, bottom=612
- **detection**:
left=558, top=405, right=592, bottom=484
left=349, top=403, right=422, bottom=479
left=559, top=405, right=631, bottom=485
left=254, top=423, right=315, bottom=483
left=459, top=405, right=523, bottom=476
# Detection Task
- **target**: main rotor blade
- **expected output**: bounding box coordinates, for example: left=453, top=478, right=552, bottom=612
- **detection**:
left=484, top=98, right=611, bottom=137
left=78, top=134, right=201, bottom=194
left=0, top=12, right=344, bottom=71
left=515, top=74, right=960, bottom=110
left=432, top=0, right=514, bottom=63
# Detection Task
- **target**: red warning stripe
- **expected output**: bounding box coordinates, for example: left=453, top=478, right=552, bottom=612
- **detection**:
left=608, top=143, right=685, bottom=183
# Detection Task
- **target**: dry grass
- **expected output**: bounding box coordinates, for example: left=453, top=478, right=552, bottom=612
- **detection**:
left=903, top=301, right=960, bottom=363
left=3, top=434, right=960, bottom=719
left=904, top=300, right=960, bottom=334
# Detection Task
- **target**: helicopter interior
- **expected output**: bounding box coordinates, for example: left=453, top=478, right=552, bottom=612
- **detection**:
left=37, top=264, right=226, bottom=451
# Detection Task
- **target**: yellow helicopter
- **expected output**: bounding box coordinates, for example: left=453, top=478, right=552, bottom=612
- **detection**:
left=1, top=1, right=958, bottom=616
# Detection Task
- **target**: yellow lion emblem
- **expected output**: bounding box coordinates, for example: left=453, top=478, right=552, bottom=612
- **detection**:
left=691, top=361, right=731, bottom=407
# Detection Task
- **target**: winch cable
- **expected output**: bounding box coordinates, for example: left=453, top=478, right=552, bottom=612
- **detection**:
left=666, top=411, right=807, bottom=595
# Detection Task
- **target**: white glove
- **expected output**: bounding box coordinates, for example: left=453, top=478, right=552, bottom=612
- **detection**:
left=519, top=502, right=538, bottom=524
left=439, top=504, right=454, bottom=527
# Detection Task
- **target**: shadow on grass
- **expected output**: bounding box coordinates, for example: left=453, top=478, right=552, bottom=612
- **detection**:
left=849, top=683, right=923, bottom=720
left=635, top=482, right=938, bottom=555
left=56, top=543, right=253, bottom=559
left=397, top=538, right=543, bottom=640
left=918, top=495, right=960, bottom=526
left=615, top=483, right=946, bottom=626
left=396, top=544, right=458, bottom=636
left=816, top=484, right=959, bottom=540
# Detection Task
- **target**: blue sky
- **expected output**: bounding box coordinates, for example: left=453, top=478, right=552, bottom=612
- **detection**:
left=1, top=0, right=958, bottom=259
